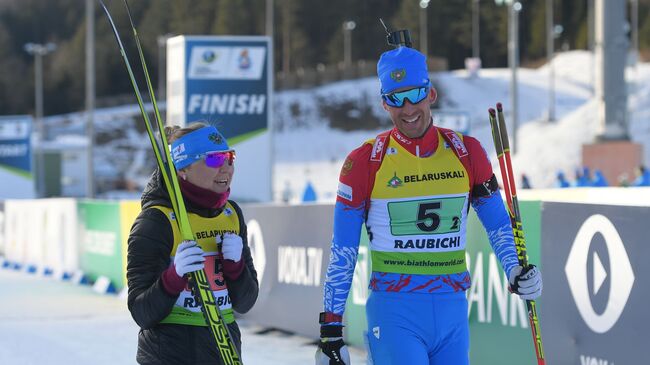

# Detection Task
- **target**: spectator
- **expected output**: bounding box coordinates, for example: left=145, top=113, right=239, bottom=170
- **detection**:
left=574, top=166, right=591, bottom=187
left=281, top=180, right=294, bottom=203
left=556, top=171, right=570, bottom=188
left=632, top=165, right=650, bottom=187
left=521, top=174, right=532, bottom=189
left=591, top=170, right=609, bottom=187
left=617, top=173, right=630, bottom=187
left=302, top=180, right=317, bottom=202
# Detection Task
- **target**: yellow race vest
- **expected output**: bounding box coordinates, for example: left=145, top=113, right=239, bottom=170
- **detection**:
left=367, top=131, right=470, bottom=275
left=154, top=203, right=241, bottom=326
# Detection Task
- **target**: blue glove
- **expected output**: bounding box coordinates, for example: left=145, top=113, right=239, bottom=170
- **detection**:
left=509, top=264, right=543, bottom=300
left=315, top=325, right=350, bottom=365
left=174, top=240, right=205, bottom=277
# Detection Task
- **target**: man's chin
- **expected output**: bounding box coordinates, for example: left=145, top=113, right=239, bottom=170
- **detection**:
left=399, top=127, right=425, bottom=139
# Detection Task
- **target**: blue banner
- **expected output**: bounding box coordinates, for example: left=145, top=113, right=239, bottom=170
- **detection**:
left=184, top=38, right=269, bottom=141
left=166, top=35, right=273, bottom=202
left=0, top=115, right=32, bottom=174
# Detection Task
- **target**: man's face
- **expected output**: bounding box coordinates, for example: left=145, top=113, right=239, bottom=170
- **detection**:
left=382, top=87, right=437, bottom=138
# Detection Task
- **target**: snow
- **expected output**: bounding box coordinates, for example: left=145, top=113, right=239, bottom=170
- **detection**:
left=275, top=50, right=650, bottom=202
left=0, top=268, right=367, bottom=364
left=39, top=50, right=650, bottom=201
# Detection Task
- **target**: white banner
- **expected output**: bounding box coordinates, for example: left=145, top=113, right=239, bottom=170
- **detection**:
left=4, top=198, right=78, bottom=275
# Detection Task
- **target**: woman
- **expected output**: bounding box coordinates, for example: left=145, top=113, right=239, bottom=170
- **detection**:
left=127, top=122, right=258, bottom=365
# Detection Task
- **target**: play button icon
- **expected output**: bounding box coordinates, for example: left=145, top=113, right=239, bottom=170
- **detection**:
left=565, top=214, right=635, bottom=334
left=593, top=252, right=607, bottom=295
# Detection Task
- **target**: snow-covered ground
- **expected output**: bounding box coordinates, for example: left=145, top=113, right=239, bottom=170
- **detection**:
left=0, top=268, right=367, bottom=364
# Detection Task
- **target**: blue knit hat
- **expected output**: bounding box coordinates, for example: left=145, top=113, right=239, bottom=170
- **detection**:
left=170, top=126, right=231, bottom=170
left=377, top=46, right=430, bottom=94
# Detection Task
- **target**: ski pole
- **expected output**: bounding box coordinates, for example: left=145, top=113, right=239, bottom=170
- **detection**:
left=488, top=104, right=546, bottom=365
left=99, top=1, right=242, bottom=363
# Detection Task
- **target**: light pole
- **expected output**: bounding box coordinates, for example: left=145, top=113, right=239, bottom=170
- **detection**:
left=588, top=0, right=595, bottom=96
left=546, top=0, right=554, bottom=122
left=24, top=42, right=56, bottom=142
left=157, top=34, right=173, bottom=100
left=420, top=0, right=430, bottom=56
left=282, top=4, right=290, bottom=74
left=24, top=42, right=56, bottom=197
left=507, top=2, right=522, bottom=153
left=343, top=20, right=356, bottom=69
left=266, top=0, right=274, bottom=39
left=548, top=23, right=563, bottom=123
left=495, top=0, right=522, bottom=152
left=472, top=0, right=480, bottom=59
left=630, top=0, right=639, bottom=98
left=86, top=0, right=95, bottom=198
left=631, top=0, right=638, bottom=65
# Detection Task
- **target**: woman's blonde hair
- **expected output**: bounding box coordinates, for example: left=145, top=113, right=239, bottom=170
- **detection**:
left=164, top=122, right=209, bottom=143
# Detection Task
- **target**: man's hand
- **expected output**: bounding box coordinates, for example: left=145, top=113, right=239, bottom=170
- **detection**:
left=509, top=264, right=543, bottom=300
left=315, top=325, right=350, bottom=365
left=173, top=240, right=205, bottom=277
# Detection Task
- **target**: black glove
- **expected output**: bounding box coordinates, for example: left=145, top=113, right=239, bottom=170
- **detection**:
left=315, top=325, right=350, bottom=365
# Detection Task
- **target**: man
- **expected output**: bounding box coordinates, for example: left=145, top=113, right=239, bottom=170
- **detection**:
left=315, top=46, right=542, bottom=364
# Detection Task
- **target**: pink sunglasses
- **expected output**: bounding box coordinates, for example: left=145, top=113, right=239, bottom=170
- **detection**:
left=204, top=151, right=236, bottom=168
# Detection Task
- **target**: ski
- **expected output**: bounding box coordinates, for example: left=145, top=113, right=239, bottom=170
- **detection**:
left=488, top=103, right=546, bottom=365
left=99, top=1, right=242, bottom=364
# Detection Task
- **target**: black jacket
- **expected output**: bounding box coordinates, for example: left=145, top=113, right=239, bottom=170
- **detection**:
left=127, top=169, right=258, bottom=364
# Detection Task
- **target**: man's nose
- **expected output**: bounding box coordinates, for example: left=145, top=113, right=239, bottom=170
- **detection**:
left=402, top=98, right=418, bottom=111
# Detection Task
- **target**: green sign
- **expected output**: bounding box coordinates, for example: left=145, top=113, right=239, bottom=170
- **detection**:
left=465, top=200, right=542, bottom=364
left=344, top=226, right=370, bottom=348
left=387, top=196, right=465, bottom=235
left=78, top=200, right=124, bottom=289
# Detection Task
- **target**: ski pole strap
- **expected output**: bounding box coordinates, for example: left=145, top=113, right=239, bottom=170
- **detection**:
left=319, top=312, right=343, bottom=324
left=320, top=324, right=344, bottom=338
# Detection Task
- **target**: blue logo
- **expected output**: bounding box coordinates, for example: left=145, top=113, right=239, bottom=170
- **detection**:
left=203, top=50, right=217, bottom=63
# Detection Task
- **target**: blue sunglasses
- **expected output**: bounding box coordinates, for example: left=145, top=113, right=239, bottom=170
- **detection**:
left=382, top=87, right=429, bottom=108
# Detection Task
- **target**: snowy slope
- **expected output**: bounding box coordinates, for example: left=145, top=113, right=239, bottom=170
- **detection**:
left=275, top=50, right=650, bottom=202
left=41, top=51, right=650, bottom=201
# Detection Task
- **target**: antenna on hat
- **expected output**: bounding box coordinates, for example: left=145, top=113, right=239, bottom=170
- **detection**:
left=379, top=18, right=412, bottom=48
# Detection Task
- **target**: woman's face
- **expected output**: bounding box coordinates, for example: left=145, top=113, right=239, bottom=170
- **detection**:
left=182, top=153, right=234, bottom=193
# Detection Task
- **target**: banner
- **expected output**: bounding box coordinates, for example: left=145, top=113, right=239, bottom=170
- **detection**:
left=78, top=200, right=124, bottom=289
left=542, top=203, right=648, bottom=365
left=238, top=204, right=333, bottom=337
left=166, top=36, right=272, bottom=202
left=465, top=200, right=542, bottom=364
left=119, top=200, right=141, bottom=288
left=0, top=115, right=34, bottom=198
left=0, top=200, right=4, bottom=255
left=344, top=228, right=370, bottom=347
left=3, top=199, right=78, bottom=275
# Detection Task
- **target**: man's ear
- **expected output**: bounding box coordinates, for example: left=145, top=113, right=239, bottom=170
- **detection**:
left=429, top=87, right=438, bottom=104
left=381, top=99, right=390, bottom=112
